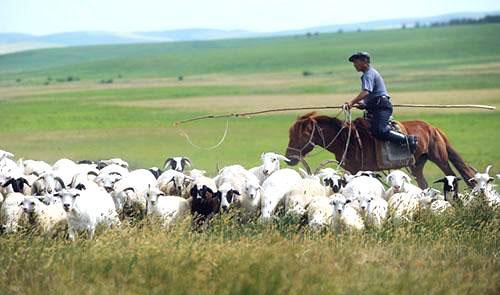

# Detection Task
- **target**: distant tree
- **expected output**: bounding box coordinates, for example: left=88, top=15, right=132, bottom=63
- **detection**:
left=178, top=76, right=184, bottom=81
left=337, top=29, right=343, bottom=34
left=302, top=70, right=313, bottom=77
left=306, top=32, right=312, bottom=38
left=314, top=32, right=319, bottom=36
left=415, top=22, right=421, bottom=28
left=15, top=78, right=21, bottom=83
left=357, top=28, right=362, bottom=32
left=401, top=24, right=406, bottom=29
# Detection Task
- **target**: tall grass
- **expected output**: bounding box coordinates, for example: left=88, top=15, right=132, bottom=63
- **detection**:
left=1, top=200, right=498, bottom=294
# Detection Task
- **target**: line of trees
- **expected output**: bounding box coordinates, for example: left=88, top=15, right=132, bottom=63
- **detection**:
left=430, top=14, right=500, bottom=27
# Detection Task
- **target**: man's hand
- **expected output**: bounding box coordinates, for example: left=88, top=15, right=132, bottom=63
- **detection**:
left=343, top=101, right=352, bottom=111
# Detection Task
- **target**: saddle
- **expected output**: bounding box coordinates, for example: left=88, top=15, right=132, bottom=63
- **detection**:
left=355, top=117, right=415, bottom=170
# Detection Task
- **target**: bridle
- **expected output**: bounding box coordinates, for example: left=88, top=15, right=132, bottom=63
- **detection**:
left=286, top=110, right=362, bottom=169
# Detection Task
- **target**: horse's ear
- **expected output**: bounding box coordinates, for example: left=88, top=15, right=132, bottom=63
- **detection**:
left=302, top=118, right=315, bottom=135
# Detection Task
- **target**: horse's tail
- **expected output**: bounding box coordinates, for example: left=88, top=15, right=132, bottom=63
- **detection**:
left=436, top=128, right=476, bottom=188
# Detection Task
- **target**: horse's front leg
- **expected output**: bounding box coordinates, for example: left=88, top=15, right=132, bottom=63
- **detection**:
left=410, top=155, right=429, bottom=189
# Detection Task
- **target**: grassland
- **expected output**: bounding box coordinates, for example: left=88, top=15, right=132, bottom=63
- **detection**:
left=0, top=23, right=499, bottom=294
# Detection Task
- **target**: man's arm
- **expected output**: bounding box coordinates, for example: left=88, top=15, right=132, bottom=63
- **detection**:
left=344, top=90, right=369, bottom=109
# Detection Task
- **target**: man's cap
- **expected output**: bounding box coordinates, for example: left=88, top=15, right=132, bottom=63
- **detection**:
left=348, top=52, right=370, bottom=62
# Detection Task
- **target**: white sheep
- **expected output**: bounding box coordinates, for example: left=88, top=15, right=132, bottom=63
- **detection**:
left=249, top=152, right=290, bottom=184
left=31, top=172, right=66, bottom=195
left=419, top=188, right=452, bottom=214
left=0, top=192, right=27, bottom=233
left=387, top=192, right=421, bottom=220
left=341, top=175, right=386, bottom=209
left=284, top=176, right=325, bottom=217
left=56, top=188, right=120, bottom=240
left=216, top=164, right=262, bottom=212
left=358, top=195, right=388, bottom=227
left=157, top=169, right=192, bottom=197
left=145, top=186, right=190, bottom=227
left=234, top=178, right=262, bottom=217
left=384, top=170, right=423, bottom=199
left=260, top=168, right=302, bottom=220
left=306, top=195, right=334, bottom=228
left=21, top=196, right=66, bottom=235
left=330, top=193, right=364, bottom=230
left=20, top=159, right=52, bottom=176
left=469, top=165, right=499, bottom=206
left=111, top=169, right=158, bottom=217
left=98, top=164, right=129, bottom=177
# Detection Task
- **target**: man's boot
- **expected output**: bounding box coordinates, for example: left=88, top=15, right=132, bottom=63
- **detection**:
left=386, top=130, right=418, bottom=153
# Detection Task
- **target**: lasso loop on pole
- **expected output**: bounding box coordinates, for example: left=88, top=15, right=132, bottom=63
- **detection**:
left=176, top=120, right=230, bottom=150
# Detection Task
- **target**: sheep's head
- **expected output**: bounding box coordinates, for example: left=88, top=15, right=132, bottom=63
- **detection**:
left=38, top=173, right=65, bottom=194
left=164, top=157, right=192, bottom=172
left=386, top=170, right=411, bottom=193
left=217, top=182, right=240, bottom=211
left=260, top=152, right=289, bottom=176
left=95, top=172, right=122, bottom=193
left=468, top=165, right=494, bottom=192
left=21, top=197, right=38, bottom=214
left=146, top=185, right=165, bottom=206
left=318, top=169, right=346, bottom=193
left=245, top=179, right=262, bottom=200
left=54, top=189, right=80, bottom=212
left=434, top=176, right=461, bottom=200
left=330, top=194, right=350, bottom=214
left=358, top=195, right=374, bottom=212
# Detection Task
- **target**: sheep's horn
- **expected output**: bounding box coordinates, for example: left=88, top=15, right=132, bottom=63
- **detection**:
left=299, top=158, right=312, bottom=175
left=313, top=159, right=338, bottom=175
left=163, top=158, right=173, bottom=168
left=485, top=165, right=493, bottom=175
left=54, top=177, right=66, bottom=189
left=182, top=157, right=192, bottom=167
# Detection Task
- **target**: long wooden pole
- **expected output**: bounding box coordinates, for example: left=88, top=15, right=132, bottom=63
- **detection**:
left=173, top=104, right=496, bottom=126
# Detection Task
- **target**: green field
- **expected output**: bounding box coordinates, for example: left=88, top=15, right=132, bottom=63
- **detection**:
left=0, top=24, right=499, bottom=294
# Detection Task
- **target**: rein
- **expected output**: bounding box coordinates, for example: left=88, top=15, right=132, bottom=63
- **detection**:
left=286, top=109, right=358, bottom=169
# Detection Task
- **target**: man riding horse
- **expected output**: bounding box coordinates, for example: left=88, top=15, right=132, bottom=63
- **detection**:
left=343, top=52, right=418, bottom=153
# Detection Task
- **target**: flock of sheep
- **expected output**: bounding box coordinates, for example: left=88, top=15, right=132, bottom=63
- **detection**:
left=0, top=149, right=498, bottom=240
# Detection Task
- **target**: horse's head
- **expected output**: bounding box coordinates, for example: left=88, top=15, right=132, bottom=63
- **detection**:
left=285, top=112, right=318, bottom=166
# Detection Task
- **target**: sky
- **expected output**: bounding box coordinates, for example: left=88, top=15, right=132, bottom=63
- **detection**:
left=1, top=0, right=499, bottom=35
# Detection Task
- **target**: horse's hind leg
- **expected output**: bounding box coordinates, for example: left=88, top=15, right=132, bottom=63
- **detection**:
left=410, top=154, right=429, bottom=189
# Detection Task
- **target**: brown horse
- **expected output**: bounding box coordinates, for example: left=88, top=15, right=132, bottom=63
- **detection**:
left=285, top=112, right=476, bottom=188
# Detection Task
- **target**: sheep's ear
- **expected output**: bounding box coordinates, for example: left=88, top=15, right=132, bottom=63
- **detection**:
left=340, top=178, right=348, bottom=187
left=386, top=174, right=392, bottom=183
left=232, top=190, right=240, bottom=196
left=487, top=177, right=495, bottom=183
left=455, top=177, right=462, bottom=182
left=345, top=199, right=351, bottom=204
left=402, top=174, right=411, bottom=183
left=2, top=178, right=13, bottom=187
left=87, top=171, right=98, bottom=177
left=75, top=184, right=86, bottom=190
left=109, top=172, right=122, bottom=176
left=73, top=194, right=80, bottom=199
left=214, top=191, right=222, bottom=200
left=433, top=178, right=445, bottom=184
left=21, top=178, right=31, bottom=187
left=189, top=185, right=198, bottom=198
